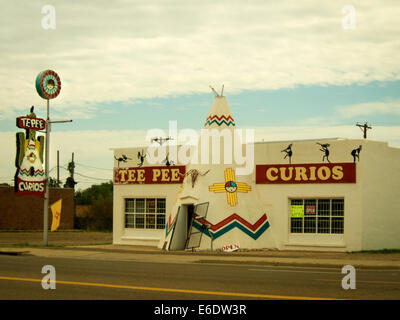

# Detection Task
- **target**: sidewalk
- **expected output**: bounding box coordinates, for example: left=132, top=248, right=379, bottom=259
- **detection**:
left=1, top=244, right=400, bottom=270
left=0, top=231, right=399, bottom=270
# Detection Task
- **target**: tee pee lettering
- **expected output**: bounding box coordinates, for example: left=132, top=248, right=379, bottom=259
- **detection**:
left=114, top=166, right=185, bottom=184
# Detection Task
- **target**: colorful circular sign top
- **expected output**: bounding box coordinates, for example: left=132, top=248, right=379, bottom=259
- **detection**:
left=35, top=70, right=61, bottom=100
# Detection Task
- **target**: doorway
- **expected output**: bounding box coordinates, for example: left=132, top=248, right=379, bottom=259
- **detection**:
left=169, top=204, right=195, bottom=250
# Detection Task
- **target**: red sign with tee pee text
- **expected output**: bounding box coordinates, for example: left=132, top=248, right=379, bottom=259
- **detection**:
left=114, top=166, right=186, bottom=184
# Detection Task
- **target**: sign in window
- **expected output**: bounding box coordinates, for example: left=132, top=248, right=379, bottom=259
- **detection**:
left=290, top=199, right=344, bottom=234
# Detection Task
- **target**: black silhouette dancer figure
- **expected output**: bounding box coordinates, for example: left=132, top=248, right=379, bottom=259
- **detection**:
left=137, top=150, right=147, bottom=167
left=162, top=153, right=174, bottom=166
left=151, top=136, right=173, bottom=146
left=114, top=154, right=131, bottom=168
left=351, top=145, right=362, bottom=162
left=281, top=144, right=293, bottom=164
left=317, top=143, right=331, bottom=163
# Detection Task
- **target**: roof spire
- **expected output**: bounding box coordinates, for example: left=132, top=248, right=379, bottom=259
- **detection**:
left=209, top=85, right=225, bottom=97
left=204, top=85, right=235, bottom=129
left=210, top=85, right=219, bottom=97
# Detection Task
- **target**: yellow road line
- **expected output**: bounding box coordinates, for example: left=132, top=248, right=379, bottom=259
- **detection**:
left=318, top=279, right=400, bottom=286
left=0, top=275, right=338, bottom=300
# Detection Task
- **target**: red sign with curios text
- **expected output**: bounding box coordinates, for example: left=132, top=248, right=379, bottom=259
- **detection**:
left=256, top=163, right=356, bottom=184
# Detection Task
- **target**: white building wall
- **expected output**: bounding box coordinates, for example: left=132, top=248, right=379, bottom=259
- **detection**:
left=112, top=139, right=400, bottom=251
left=112, top=146, right=184, bottom=246
left=113, top=183, right=182, bottom=246
left=361, top=141, right=400, bottom=250
left=253, top=138, right=364, bottom=252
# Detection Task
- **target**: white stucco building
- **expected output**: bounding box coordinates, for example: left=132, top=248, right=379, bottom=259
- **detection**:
left=112, top=94, right=400, bottom=252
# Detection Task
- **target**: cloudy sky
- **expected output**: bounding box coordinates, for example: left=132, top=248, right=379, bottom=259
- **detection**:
left=1, top=1, right=399, bottom=188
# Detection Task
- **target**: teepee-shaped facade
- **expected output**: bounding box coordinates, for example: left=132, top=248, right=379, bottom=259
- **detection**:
left=159, top=88, right=276, bottom=251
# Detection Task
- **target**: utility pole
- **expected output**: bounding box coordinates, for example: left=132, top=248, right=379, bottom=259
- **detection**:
left=64, top=152, right=77, bottom=189
left=57, top=150, right=60, bottom=186
left=72, top=152, right=74, bottom=179
left=356, top=122, right=372, bottom=139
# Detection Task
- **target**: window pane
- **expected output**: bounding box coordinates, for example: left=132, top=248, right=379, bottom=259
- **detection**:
left=146, top=214, right=155, bottom=229
left=291, top=199, right=303, bottom=206
left=332, top=199, right=344, bottom=216
left=331, top=217, right=344, bottom=234
left=125, top=214, right=134, bottom=228
left=135, top=214, right=145, bottom=228
left=136, top=199, right=145, bottom=213
left=318, top=199, right=330, bottom=216
left=291, top=218, right=303, bottom=233
left=125, top=199, right=134, bottom=213
left=304, top=217, right=316, bottom=233
left=317, top=217, right=330, bottom=233
left=304, top=199, right=316, bottom=215
left=157, top=199, right=166, bottom=213
left=156, top=214, right=165, bottom=229
left=146, top=199, right=156, bottom=213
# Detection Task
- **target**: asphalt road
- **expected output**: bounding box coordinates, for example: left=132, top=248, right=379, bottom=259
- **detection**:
left=0, top=254, right=399, bottom=300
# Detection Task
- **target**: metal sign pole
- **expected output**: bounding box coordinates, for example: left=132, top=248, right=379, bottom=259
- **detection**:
left=43, top=99, right=50, bottom=245
left=35, top=69, right=70, bottom=245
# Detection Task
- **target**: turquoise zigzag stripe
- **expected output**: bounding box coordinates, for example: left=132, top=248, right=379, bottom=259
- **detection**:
left=165, top=221, right=176, bottom=237
left=204, top=119, right=236, bottom=127
left=19, top=171, right=44, bottom=177
left=192, top=220, right=270, bottom=240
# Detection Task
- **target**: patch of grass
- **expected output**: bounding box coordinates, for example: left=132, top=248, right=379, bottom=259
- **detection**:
left=68, top=242, right=113, bottom=247
left=0, top=242, right=113, bottom=249
left=3, top=243, right=67, bottom=248
left=0, top=229, right=112, bottom=233
left=351, top=249, right=400, bottom=254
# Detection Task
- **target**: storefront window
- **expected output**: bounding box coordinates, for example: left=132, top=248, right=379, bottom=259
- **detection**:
left=124, top=198, right=166, bottom=229
left=290, top=199, right=344, bottom=234
left=136, top=199, right=145, bottom=213
left=146, top=199, right=156, bottom=213
left=156, top=215, right=165, bottom=229
left=157, top=199, right=166, bottom=213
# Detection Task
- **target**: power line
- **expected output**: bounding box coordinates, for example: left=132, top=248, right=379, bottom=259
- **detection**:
left=74, top=171, right=111, bottom=181
left=75, top=162, right=113, bottom=171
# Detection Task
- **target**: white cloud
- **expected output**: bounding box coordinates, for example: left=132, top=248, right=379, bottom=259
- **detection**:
left=0, top=1, right=399, bottom=119
left=337, top=100, right=400, bottom=118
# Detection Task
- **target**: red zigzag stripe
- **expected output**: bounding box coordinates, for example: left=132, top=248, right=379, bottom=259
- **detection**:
left=206, top=114, right=235, bottom=122
left=194, top=213, right=267, bottom=232
left=19, top=168, right=44, bottom=174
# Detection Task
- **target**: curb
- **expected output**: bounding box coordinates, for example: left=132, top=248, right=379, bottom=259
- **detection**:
left=1, top=247, right=399, bottom=270
left=0, top=250, right=30, bottom=256
left=193, top=259, right=400, bottom=270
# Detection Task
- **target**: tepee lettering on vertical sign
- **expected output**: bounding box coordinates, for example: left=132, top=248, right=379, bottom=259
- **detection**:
left=15, top=107, right=46, bottom=197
